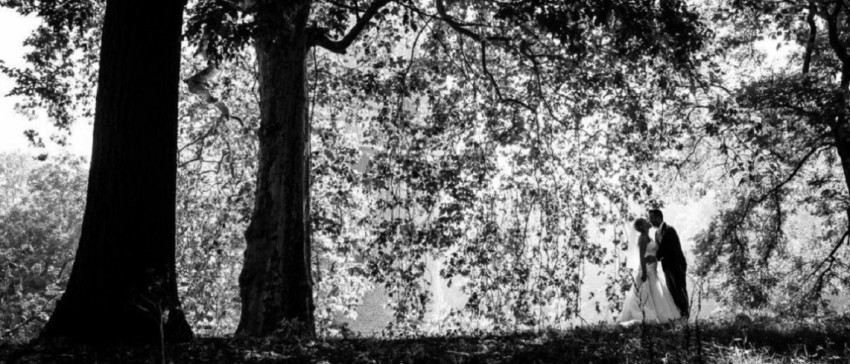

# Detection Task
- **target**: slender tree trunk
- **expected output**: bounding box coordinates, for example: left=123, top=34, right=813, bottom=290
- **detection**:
left=237, top=0, right=315, bottom=337
left=833, top=78, right=850, bottom=216
left=40, top=0, right=192, bottom=345
left=834, top=126, right=850, bottom=193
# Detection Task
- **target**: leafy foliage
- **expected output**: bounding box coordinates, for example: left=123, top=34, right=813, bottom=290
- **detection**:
left=175, top=52, right=378, bottom=336
left=0, top=153, right=86, bottom=342
left=0, top=1, right=102, bottom=148
left=680, top=1, right=850, bottom=315
left=336, top=1, right=710, bottom=332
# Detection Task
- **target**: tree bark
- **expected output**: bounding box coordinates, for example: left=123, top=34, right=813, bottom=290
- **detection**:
left=236, top=0, right=316, bottom=337
left=832, top=72, right=850, bottom=216
left=40, top=0, right=192, bottom=345
left=833, top=123, right=850, bottom=184
left=832, top=114, right=850, bottom=217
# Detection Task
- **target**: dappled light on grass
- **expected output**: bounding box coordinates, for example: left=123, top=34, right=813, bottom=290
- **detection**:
left=2, top=316, right=850, bottom=363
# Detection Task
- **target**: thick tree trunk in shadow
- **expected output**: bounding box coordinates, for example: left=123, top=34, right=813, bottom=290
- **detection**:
left=40, top=0, right=192, bottom=345
left=236, top=1, right=315, bottom=337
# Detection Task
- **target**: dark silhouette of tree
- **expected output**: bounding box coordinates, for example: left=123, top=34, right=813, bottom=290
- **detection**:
left=4, top=0, right=195, bottom=344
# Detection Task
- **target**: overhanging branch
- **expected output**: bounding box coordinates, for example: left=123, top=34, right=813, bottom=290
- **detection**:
left=749, top=145, right=824, bottom=205
left=734, top=144, right=825, bottom=228
left=309, top=0, right=392, bottom=54
left=804, top=229, right=850, bottom=298
left=479, top=41, right=536, bottom=113
left=434, top=0, right=530, bottom=113
left=434, top=0, right=508, bottom=43
left=435, top=0, right=481, bottom=42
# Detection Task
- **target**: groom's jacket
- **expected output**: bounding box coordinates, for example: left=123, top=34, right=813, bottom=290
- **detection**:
left=656, top=224, right=687, bottom=271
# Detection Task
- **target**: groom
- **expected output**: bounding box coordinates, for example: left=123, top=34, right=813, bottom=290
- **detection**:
left=649, top=209, right=689, bottom=318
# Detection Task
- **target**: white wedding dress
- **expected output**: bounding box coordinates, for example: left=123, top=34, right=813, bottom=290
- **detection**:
left=617, top=236, right=682, bottom=324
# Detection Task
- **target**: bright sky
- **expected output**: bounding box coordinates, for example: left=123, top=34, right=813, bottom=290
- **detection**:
left=0, top=8, right=93, bottom=157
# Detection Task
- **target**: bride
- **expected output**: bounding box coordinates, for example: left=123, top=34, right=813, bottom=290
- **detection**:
left=617, top=218, right=681, bottom=324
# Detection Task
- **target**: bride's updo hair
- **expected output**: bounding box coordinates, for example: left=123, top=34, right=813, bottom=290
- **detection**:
left=633, top=218, right=649, bottom=232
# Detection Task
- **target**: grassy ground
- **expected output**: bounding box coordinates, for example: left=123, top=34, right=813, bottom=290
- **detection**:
left=2, top=316, right=849, bottom=363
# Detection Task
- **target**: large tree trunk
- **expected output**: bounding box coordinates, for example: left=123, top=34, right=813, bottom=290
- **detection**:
left=40, top=0, right=192, bottom=345
left=236, top=1, right=315, bottom=337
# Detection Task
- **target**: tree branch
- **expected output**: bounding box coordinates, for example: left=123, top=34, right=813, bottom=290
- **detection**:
left=478, top=41, right=536, bottom=113
left=803, top=1, right=817, bottom=74
left=825, top=0, right=850, bottom=88
left=432, top=0, right=531, bottom=113
left=804, top=229, right=849, bottom=298
left=320, top=0, right=368, bottom=13
left=1, top=295, right=56, bottom=339
left=435, top=0, right=481, bottom=42
left=749, top=145, right=823, bottom=205
left=178, top=116, right=223, bottom=155
left=735, top=144, right=824, bottom=228
left=310, top=0, right=392, bottom=54
left=434, top=0, right=509, bottom=43
left=813, top=229, right=849, bottom=278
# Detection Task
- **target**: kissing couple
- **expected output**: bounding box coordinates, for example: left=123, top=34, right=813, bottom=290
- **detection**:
left=617, top=209, right=689, bottom=324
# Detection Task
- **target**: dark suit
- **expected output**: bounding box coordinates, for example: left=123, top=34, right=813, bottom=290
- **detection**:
left=655, top=223, right=689, bottom=317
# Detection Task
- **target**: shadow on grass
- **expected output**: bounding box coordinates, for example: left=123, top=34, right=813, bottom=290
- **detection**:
left=2, top=316, right=849, bottom=363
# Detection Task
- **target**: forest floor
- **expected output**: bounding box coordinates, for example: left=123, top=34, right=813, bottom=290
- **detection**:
left=2, top=316, right=850, bottom=363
